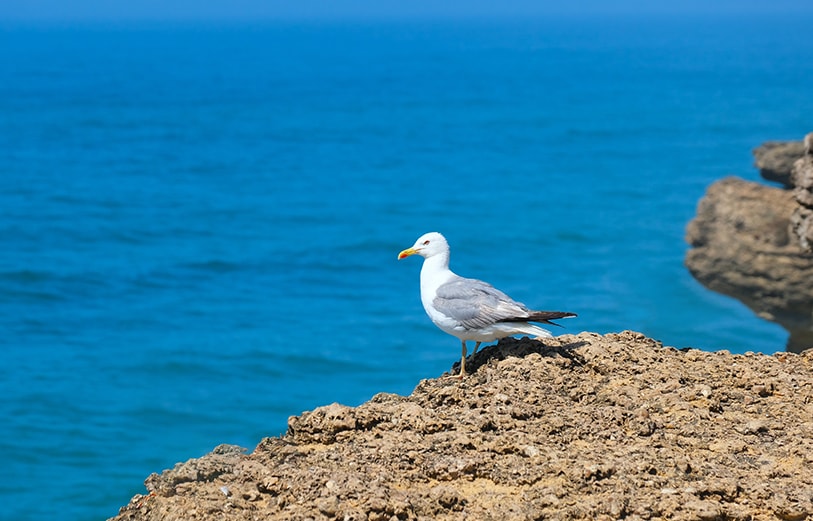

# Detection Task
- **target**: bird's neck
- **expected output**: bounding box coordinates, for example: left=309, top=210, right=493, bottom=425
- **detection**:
left=420, top=252, right=454, bottom=291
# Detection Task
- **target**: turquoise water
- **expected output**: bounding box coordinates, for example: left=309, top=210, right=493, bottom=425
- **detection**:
left=2, top=15, right=812, bottom=520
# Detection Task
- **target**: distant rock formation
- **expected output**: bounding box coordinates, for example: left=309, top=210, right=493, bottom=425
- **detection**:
left=753, top=139, right=805, bottom=188
left=110, top=333, right=813, bottom=521
left=790, top=133, right=813, bottom=251
left=685, top=132, right=813, bottom=352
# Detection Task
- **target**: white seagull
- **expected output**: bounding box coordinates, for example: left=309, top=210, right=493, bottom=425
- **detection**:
left=398, top=231, right=576, bottom=377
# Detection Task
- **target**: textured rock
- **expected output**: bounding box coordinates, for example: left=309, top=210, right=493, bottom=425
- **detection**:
left=792, top=205, right=813, bottom=253
left=750, top=134, right=813, bottom=251
left=685, top=176, right=813, bottom=351
left=753, top=139, right=806, bottom=188
left=110, top=332, right=813, bottom=521
left=790, top=133, right=813, bottom=251
left=686, top=133, right=813, bottom=352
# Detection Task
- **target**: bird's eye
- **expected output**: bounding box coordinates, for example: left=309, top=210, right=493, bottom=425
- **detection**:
left=423, top=240, right=430, bottom=245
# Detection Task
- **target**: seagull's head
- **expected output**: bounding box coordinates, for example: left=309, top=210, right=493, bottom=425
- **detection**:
left=398, top=232, right=449, bottom=260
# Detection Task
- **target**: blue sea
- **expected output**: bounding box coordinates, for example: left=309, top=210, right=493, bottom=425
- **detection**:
left=2, top=14, right=813, bottom=520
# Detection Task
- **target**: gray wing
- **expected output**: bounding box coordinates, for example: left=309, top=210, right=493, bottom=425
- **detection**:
left=433, top=277, right=531, bottom=329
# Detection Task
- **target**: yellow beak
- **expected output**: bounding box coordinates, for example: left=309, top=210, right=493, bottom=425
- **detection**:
left=398, top=247, right=419, bottom=260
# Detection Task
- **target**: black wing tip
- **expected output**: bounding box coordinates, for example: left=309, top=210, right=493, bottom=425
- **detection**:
left=497, top=310, right=577, bottom=327
left=530, top=310, right=577, bottom=327
left=530, top=310, right=577, bottom=319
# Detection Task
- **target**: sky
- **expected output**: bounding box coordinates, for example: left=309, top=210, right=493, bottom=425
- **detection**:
left=2, top=0, right=812, bottom=23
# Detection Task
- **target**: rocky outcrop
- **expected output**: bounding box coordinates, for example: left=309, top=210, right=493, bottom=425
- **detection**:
left=753, top=139, right=805, bottom=188
left=789, top=133, right=813, bottom=251
left=110, top=332, right=813, bottom=521
left=686, top=133, right=813, bottom=352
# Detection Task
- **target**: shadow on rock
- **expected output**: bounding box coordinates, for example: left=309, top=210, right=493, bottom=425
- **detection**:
left=455, top=336, right=589, bottom=377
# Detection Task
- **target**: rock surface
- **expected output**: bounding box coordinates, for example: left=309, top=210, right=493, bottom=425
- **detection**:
left=752, top=134, right=813, bottom=251
left=685, top=176, right=813, bottom=351
left=686, top=133, right=813, bottom=352
left=111, top=332, right=813, bottom=521
left=790, top=133, right=813, bottom=251
left=753, top=140, right=806, bottom=188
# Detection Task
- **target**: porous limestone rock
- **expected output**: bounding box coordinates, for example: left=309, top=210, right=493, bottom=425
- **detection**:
left=753, top=139, right=806, bottom=188
left=110, top=332, right=813, bottom=521
left=686, top=133, right=813, bottom=352
left=790, top=133, right=813, bottom=251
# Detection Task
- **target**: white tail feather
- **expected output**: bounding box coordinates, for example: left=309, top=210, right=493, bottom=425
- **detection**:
left=499, top=322, right=553, bottom=339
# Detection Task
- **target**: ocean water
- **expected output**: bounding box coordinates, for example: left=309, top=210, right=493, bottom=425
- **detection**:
left=2, top=14, right=813, bottom=520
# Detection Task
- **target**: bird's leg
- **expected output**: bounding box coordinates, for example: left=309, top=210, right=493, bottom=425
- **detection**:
left=472, top=341, right=481, bottom=355
left=459, top=340, right=468, bottom=377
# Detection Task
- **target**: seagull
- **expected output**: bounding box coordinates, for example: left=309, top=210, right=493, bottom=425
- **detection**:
left=398, top=232, right=576, bottom=377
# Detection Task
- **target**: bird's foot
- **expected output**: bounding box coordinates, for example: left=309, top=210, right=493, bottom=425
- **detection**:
left=445, top=368, right=466, bottom=379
